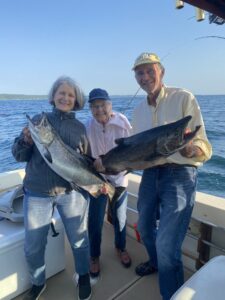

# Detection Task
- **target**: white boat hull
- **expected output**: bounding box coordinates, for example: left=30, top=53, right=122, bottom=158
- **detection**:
left=0, top=169, right=65, bottom=300
left=1, top=169, right=225, bottom=299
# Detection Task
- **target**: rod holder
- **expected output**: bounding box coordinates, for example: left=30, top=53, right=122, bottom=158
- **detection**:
left=196, top=8, right=205, bottom=21
left=176, top=0, right=184, bottom=9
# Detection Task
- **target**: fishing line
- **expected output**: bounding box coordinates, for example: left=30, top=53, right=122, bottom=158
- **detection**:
left=120, top=87, right=141, bottom=114
left=158, top=35, right=225, bottom=64
left=121, top=47, right=171, bottom=114
left=120, top=42, right=182, bottom=114
left=120, top=34, right=224, bottom=114
left=195, top=35, right=225, bottom=40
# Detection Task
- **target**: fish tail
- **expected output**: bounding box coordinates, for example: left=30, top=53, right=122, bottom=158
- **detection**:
left=106, top=183, right=116, bottom=202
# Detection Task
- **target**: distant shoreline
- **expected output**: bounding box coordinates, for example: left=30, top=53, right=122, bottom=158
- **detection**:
left=0, top=94, right=224, bottom=101
left=0, top=94, right=47, bottom=100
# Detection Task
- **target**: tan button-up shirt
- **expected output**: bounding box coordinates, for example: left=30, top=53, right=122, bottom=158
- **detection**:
left=132, top=86, right=212, bottom=167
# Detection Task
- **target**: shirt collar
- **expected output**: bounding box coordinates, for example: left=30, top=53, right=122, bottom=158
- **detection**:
left=52, top=107, right=75, bottom=119
left=146, top=85, right=166, bottom=107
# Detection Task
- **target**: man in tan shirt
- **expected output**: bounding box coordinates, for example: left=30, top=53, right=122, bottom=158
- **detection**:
left=132, top=52, right=212, bottom=300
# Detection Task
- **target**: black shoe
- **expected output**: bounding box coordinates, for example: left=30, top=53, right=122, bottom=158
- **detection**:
left=23, top=284, right=46, bottom=300
left=135, top=261, right=157, bottom=276
left=78, top=273, right=92, bottom=300
left=90, top=257, right=100, bottom=278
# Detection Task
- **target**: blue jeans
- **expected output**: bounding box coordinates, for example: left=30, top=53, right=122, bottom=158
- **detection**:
left=88, top=190, right=128, bottom=258
left=23, top=189, right=90, bottom=286
left=137, top=165, right=197, bottom=300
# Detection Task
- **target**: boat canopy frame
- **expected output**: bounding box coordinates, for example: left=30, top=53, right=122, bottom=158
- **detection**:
left=183, top=0, right=225, bottom=19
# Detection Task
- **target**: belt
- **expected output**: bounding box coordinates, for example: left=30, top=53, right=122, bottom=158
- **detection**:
left=157, top=163, right=197, bottom=169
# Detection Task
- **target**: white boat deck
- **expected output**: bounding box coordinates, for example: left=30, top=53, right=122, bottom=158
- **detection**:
left=1, top=169, right=225, bottom=300
left=13, top=222, right=192, bottom=300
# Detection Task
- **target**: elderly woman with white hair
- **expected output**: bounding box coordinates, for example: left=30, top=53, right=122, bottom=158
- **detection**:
left=12, top=76, right=92, bottom=300
left=85, top=88, right=132, bottom=282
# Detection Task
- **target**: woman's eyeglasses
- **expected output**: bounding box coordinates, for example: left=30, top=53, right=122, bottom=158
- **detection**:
left=90, top=103, right=108, bottom=110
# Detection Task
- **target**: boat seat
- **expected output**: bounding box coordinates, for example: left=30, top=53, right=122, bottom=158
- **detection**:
left=171, top=255, right=225, bottom=300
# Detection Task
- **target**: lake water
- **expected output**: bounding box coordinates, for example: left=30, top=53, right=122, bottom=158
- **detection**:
left=0, top=95, right=225, bottom=198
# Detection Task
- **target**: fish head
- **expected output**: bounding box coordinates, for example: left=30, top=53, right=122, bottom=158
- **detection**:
left=157, top=116, right=201, bottom=155
left=26, top=113, right=54, bottom=145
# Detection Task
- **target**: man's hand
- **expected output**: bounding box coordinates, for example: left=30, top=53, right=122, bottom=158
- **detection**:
left=179, top=128, right=203, bottom=158
left=180, top=144, right=203, bottom=158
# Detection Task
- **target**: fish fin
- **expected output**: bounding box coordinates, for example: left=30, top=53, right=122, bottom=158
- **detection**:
left=104, top=169, right=120, bottom=175
left=124, top=169, right=132, bottom=175
left=115, top=137, right=125, bottom=145
left=43, top=148, right=53, bottom=163
left=70, top=182, right=82, bottom=192
left=106, top=183, right=116, bottom=202
left=115, top=136, right=135, bottom=146
left=107, top=186, right=126, bottom=222
left=107, top=209, right=113, bottom=225
left=82, top=153, right=95, bottom=162
left=112, top=186, right=126, bottom=203
left=106, top=197, right=113, bottom=225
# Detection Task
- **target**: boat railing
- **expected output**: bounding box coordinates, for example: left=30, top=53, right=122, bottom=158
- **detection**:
left=125, top=174, right=225, bottom=275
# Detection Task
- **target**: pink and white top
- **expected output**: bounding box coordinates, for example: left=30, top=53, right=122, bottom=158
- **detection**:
left=86, top=112, right=132, bottom=187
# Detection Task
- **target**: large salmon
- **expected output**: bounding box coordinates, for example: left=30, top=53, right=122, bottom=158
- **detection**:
left=101, top=115, right=201, bottom=174
left=26, top=113, right=115, bottom=200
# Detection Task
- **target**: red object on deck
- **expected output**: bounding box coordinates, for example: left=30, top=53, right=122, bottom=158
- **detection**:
left=133, top=223, right=141, bottom=243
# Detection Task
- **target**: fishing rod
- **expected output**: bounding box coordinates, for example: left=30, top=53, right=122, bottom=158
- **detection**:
left=195, top=35, right=225, bottom=40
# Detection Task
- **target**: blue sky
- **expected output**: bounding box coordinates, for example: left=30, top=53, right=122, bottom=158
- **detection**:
left=0, top=0, right=224, bottom=95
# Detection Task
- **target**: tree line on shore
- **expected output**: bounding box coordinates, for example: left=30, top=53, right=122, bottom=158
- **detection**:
left=0, top=94, right=47, bottom=100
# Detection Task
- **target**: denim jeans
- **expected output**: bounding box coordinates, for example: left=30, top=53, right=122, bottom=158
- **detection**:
left=137, top=165, right=197, bottom=300
left=23, top=189, right=90, bottom=286
left=88, top=190, right=128, bottom=258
